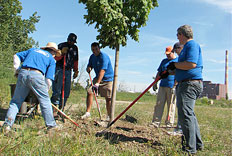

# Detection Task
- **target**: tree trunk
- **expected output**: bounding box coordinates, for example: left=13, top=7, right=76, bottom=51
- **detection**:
left=110, top=44, right=120, bottom=122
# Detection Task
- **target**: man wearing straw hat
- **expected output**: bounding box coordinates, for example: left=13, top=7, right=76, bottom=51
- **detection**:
left=1, top=42, right=61, bottom=133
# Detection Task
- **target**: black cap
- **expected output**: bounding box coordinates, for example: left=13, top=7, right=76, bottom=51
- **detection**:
left=67, top=33, right=77, bottom=43
left=172, top=42, right=181, bottom=52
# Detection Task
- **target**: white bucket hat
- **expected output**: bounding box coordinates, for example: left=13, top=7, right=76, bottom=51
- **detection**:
left=41, top=42, right=61, bottom=56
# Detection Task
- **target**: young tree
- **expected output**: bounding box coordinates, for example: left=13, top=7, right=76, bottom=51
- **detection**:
left=78, top=0, right=158, bottom=121
left=0, top=0, right=40, bottom=71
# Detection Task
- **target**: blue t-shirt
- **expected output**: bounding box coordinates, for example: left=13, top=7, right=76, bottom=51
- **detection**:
left=175, top=40, right=203, bottom=82
left=16, top=48, right=56, bottom=80
left=158, top=57, right=178, bottom=88
left=87, top=52, right=114, bottom=82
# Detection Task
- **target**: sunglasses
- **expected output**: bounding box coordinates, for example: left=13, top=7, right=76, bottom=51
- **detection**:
left=176, top=33, right=182, bottom=36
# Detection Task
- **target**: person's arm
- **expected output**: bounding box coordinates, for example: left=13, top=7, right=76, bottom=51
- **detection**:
left=73, top=59, right=78, bottom=72
left=155, top=72, right=160, bottom=79
left=96, top=69, right=105, bottom=84
left=54, top=55, right=64, bottom=61
left=45, top=78, right=52, bottom=90
left=13, top=54, right=21, bottom=71
left=13, top=54, right=21, bottom=77
left=174, top=61, right=196, bottom=70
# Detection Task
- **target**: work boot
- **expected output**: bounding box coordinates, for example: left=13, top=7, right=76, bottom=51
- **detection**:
left=81, top=112, right=91, bottom=119
left=149, top=121, right=160, bottom=128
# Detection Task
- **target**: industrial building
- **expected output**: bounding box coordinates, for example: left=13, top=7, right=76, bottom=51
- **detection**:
left=200, top=81, right=227, bottom=100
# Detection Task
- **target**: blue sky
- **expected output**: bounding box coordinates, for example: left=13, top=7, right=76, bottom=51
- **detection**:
left=20, top=0, right=232, bottom=98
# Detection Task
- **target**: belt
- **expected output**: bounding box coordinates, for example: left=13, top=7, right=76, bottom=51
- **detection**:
left=22, top=67, right=42, bottom=74
left=180, top=79, right=202, bottom=83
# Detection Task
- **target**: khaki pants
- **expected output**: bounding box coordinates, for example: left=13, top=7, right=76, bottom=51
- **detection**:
left=152, top=86, right=176, bottom=125
left=87, top=78, right=112, bottom=98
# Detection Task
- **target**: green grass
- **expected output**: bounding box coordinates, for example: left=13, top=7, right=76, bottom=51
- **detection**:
left=0, top=75, right=232, bottom=155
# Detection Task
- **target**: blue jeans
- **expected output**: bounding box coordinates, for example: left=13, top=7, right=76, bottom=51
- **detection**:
left=176, top=80, right=203, bottom=153
left=51, top=68, right=71, bottom=108
left=4, top=69, right=56, bottom=127
left=175, top=85, right=182, bottom=130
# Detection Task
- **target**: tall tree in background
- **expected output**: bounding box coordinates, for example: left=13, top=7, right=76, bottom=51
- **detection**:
left=78, top=0, right=158, bottom=121
left=0, top=0, right=40, bottom=75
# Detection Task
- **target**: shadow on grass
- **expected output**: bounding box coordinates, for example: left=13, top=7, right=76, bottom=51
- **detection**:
left=96, top=130, right=162, bottom=147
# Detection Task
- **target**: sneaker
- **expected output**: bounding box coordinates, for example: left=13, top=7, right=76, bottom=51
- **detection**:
left=81, top=112, right=91, bottom=119
left=166, top=123, right=173, bottom=128
left=106, top=116, right=110, bottom=121
left=172, top=128, right=183, bottom=136
left=149, top=122, right=160, bottom=128
left=0, top=123, right=11, bottom=134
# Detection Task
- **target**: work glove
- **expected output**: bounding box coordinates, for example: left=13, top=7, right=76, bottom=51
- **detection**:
left=152, top=83, right=158, bottom=92
left=167, top=62, right=176, bottom=71
left=86, top=67, right=92, bottom=73
left=14, top=69, right=20, bottom=78
left=159, top=71, right=169, bottom=79
left=73, top=71, right=79, bottom=79
left=14, top=68, right=21, bottom=78
left=92, top=83, right=99, bottom=96
left=171, top=87, right=176, bottom=94
left=61, top=47, right=69, bottom=54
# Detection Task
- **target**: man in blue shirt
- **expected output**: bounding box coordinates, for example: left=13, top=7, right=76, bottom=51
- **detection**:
left=2, top=42, right=61, bottom=133
left=167, top=25, right=203, bottom=154
left=81, top=42, right=114, bottom=120
left=151, top=46, right=178, bottom=128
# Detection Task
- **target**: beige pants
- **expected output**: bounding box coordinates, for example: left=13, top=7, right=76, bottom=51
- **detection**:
left=152, top=86, right=176, bottom=125
left=87, top=78, right=113, bottom=98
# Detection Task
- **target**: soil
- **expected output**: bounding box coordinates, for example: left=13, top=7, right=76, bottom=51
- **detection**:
left=0, top=103, right=179, bottom=154
left=57, top=114, right=177, bottom=153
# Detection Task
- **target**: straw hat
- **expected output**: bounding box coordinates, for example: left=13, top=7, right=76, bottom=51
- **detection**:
left=41, top=42, right=61, bottom=56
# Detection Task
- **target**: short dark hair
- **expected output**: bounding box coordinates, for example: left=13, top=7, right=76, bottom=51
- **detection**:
left=177, top=25, right=193, bottom=39
left=91, top=42, right=100, bottom=48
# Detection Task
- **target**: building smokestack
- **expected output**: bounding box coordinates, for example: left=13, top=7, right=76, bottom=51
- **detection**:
left=225, top=50, right=228, bottom=100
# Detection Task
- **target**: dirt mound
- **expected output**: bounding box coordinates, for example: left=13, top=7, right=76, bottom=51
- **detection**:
left=66, top=116, right=173, bottom=153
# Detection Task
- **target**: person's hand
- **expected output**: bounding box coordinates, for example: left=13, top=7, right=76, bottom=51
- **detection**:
left=152, top=83, right=158, bottom=91
left=73, top=71, right=79, bottom=79
left=14, top=69, right=19, bottom=78
left=167, top=62, right=176, bottom=70
left=92, top=83, right=99, bottom=96
left=171, top=87, right=176, bottom=94
left=159, top=71, right=169, bottom=79
left=86, top=67, right=92, bottom=73
left=61, top=47, right=69, bottom=54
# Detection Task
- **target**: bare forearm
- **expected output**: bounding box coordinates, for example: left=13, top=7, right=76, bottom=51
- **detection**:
left=155, top=72, right=160, bottom=79
left=175, top=61, right=196, bottom=70
left=97, top=70, right=105, bottom=83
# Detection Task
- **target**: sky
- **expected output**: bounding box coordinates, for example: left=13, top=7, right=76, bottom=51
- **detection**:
left=19, top=0, right=232, bottom=99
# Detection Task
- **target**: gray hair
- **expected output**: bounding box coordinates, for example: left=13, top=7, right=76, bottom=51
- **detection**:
left=177, top=25, right=193, bottom=39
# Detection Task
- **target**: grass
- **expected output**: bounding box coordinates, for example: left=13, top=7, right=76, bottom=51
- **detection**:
left=0, top=77, right=232, bottom=155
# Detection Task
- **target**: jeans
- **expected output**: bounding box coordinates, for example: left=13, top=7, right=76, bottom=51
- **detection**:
left=4, top=69, right=56, bottom=127
left=175, top=85, right=182, bottom=130
left=176, top=80, right=203, bottom=153
left=51, top=68, right=71, bottom=109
